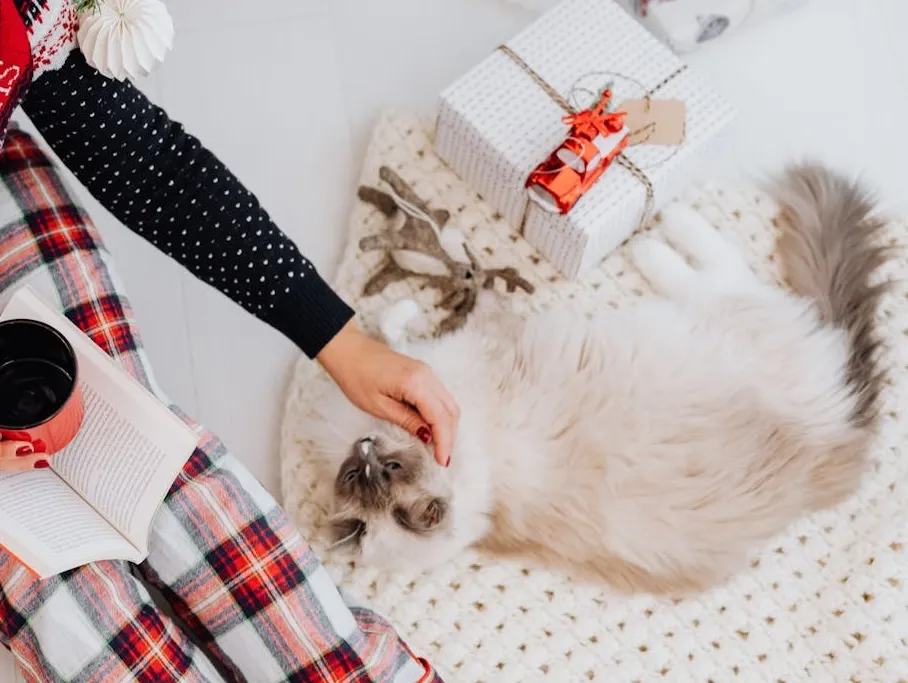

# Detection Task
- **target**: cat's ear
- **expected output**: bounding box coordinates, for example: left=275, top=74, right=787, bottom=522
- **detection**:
left=394, top=496, right=447, bottom=533
left=379, top=299, right=423, bottom=353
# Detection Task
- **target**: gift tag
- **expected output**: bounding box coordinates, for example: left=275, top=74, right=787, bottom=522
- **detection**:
left=617, top=98, right=687, bottom=146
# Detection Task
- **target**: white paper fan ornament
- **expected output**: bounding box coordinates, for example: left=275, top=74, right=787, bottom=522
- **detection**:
left=77, top=0, right=174, bottom=81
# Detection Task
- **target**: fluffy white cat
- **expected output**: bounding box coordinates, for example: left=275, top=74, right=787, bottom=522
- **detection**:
left=305, top=165, right=889, bottom=595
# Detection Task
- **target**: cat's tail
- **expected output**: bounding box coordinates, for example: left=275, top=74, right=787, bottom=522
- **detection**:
left=772, top=163, right=891, bottom=430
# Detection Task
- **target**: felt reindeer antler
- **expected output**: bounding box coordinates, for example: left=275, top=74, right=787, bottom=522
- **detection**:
left=357, top=166, right=534, bottom=335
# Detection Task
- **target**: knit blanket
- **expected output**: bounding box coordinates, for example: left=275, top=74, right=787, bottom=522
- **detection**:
left=279, top=110, right=908, bottom=682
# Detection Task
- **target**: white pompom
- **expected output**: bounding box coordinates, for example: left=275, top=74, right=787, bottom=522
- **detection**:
left=77, top=0, right=174, bottom=81
left=379, top=300, right=423, bottom=351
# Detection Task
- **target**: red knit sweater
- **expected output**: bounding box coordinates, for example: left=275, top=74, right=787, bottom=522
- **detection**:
left=0, top=0, right=76, bottom=139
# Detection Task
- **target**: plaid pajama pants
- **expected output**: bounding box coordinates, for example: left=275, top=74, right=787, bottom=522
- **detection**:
left=0, top=127, right=440, bottom=683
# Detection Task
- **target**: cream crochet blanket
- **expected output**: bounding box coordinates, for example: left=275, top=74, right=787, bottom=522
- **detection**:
left=280, top=110, right=908, bottom=682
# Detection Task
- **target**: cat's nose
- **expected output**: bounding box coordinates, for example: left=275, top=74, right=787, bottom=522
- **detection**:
left=356, top=438, right=382, bottom=483
left=357, top=437, right=377, bottom=460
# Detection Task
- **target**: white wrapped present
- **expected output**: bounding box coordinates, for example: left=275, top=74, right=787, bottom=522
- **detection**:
left=435, top=0, right=736, bottom=278
left=633, top=0, right=809, bottom=53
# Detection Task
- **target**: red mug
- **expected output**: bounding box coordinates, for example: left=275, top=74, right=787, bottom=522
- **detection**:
left=0, top=319, right=85, bottom=454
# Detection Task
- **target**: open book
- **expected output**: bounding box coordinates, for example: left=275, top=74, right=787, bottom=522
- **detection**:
left=0, top=287, right=199, bottom=578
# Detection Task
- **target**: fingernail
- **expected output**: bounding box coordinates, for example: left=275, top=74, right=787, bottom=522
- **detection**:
left=16, top=446, right=33, bottom=457
left=445, top=455, right=451, bottom=468
left=417, top=427, right=432, bottom=444
left=34, top=460, right=49, bottom=469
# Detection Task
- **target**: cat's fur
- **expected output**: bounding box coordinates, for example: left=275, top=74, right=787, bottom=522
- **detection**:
left=306, top=165, right=890, bottom=595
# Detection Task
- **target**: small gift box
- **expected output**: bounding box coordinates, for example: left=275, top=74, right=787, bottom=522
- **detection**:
left=435, top=0, right=736, bottom=278
left=632, top=0, right=809, bottom=53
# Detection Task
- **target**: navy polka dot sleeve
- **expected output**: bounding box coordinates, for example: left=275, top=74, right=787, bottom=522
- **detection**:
left=21, top=50, right=354, bottom=359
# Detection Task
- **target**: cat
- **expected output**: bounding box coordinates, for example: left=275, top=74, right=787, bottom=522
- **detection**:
left=304, top=165, right=890, bottom=595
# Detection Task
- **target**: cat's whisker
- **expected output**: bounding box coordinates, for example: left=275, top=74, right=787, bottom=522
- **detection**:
left=326, top=529, right=360, bottom=551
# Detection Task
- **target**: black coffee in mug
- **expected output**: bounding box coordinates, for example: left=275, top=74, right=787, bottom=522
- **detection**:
left=0, top=318, right=84, bottom=454
left=0, top=358, right=74, bottom=426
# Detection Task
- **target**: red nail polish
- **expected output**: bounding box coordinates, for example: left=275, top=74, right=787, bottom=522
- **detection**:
left=417, top=427, right=432, bottom=444
left=16, top=446, right=33, bottom=457
left=34, top=460, right=50, bottom=469
left=445, top=456, right=451, bottom=468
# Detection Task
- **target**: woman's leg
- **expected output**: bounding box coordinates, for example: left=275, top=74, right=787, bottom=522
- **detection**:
left=0, top=557, right=227, bottom=682
left=0, top=126, right=439, bottom=682
left=139, top=433, right=433, bottom=683
left=0, top=128, right=228, bottom=683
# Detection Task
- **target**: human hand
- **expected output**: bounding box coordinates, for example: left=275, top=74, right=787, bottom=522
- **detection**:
left=317, top=320, right=460, bottom=467
left=0, top=436, right=50, bottom=472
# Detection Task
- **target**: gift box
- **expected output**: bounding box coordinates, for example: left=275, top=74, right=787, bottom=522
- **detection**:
left=435, top=0, right=736, bottom=278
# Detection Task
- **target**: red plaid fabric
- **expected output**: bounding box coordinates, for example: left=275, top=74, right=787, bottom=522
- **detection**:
left=0, top=126, right=440, bottom=683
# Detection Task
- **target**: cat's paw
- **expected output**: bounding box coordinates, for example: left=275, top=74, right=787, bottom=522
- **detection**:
left=379, top=299, right=423, bottom=349
left=631, top=237, right=695, bottom=297
left=660, top=203, right=745, bottom=272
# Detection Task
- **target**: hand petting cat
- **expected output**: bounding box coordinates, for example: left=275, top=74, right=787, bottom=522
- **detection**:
left=317, top=320, right=459, bottom=467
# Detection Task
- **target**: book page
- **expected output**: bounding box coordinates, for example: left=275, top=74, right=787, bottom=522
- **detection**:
left=0, top=288, right=199, bottom=552
left=0, top=471, right=141, bottom=578
left=50, top=383, right=191, bottom=547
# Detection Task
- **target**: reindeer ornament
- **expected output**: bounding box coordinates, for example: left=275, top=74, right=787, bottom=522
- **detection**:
left=357, top=167, right=534, bottom=335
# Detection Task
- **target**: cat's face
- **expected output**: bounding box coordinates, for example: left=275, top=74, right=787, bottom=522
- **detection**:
left=327, top=426, right=454, bottom=569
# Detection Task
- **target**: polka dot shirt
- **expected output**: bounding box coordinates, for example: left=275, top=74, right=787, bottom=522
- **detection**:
left=21, top=50, right=353, bottom=358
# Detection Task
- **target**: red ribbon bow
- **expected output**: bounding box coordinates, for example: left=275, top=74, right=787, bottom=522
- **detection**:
left=562, top=89, right=627, bottom=135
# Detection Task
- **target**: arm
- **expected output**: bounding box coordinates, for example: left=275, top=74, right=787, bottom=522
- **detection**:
left=21, top=50, right=459, bottom=466
left=20, top=50, right=353, bottom=358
